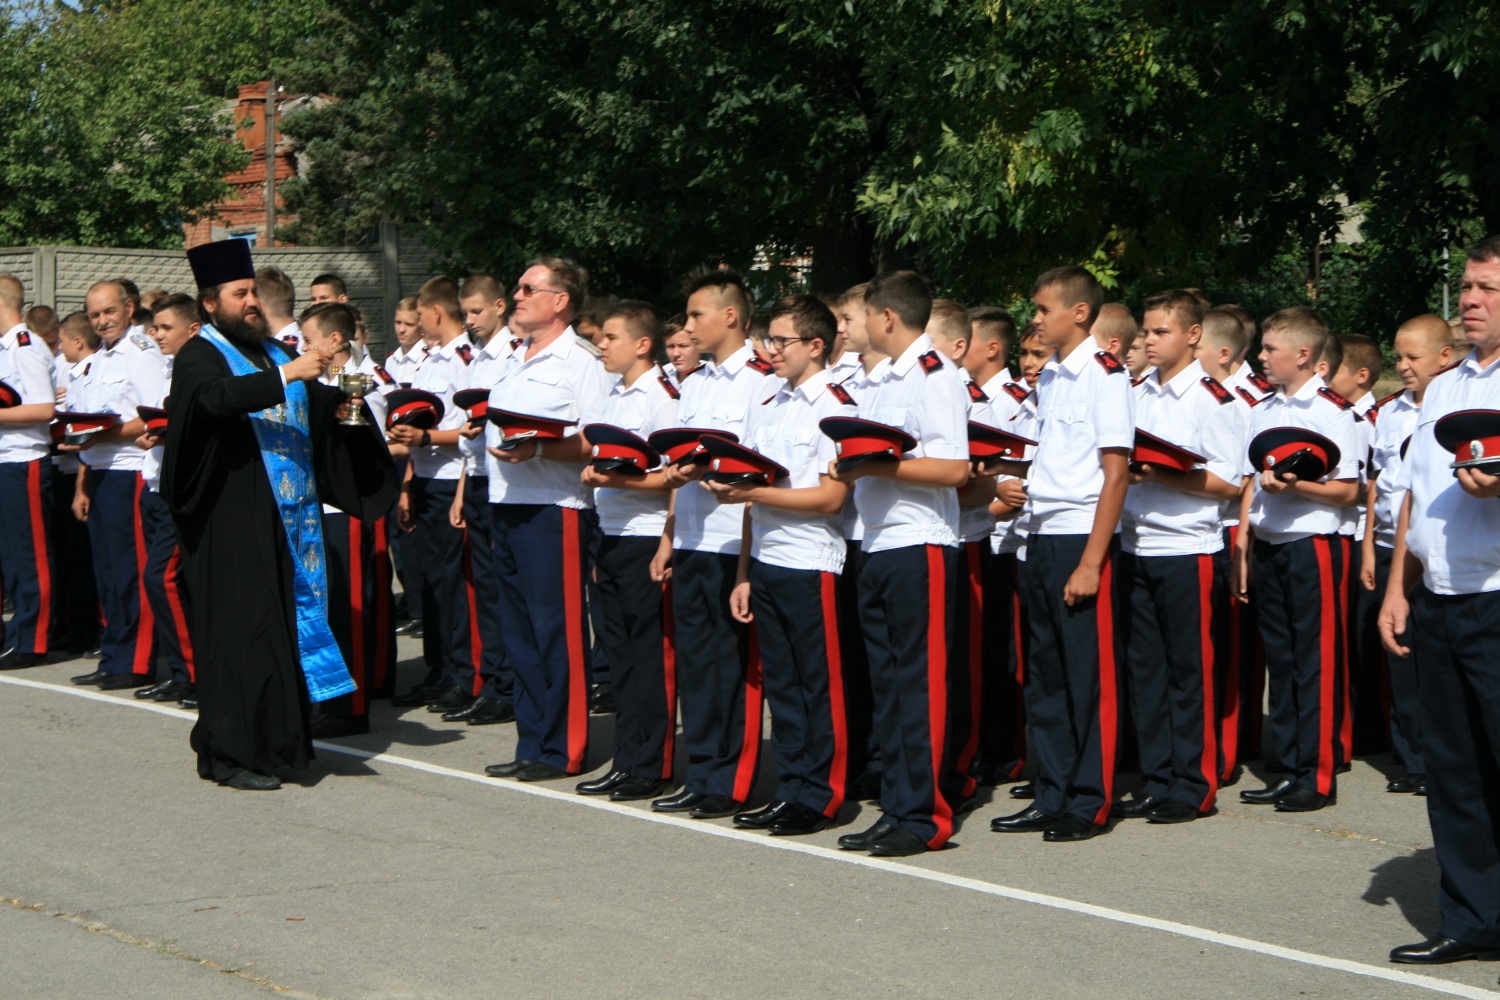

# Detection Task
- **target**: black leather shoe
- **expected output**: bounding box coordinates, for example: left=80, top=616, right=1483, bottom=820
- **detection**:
left=1042, top=815, right=1106, bottom=842
left=1336, top=761, right=1352, bottom=774
left=394, top=619, right=424, bottom=637
left=309, top=715, right=370, bottom=738
left=733, top=801, right=791, bottom=829
left=991, top=806, right=1056, bottom=833
left=868, top=827, right=930, bottom=857
left=652, top=789, right=706, bottom=813
left=71, top=669, right=108, bottom=686
left=1146, top=799, right=1203, bottom=824
left=484, top=759, right=534, bottom=778
left=0, top=648, right=41, bottom=670
left=466, top=698, right=515, bottom=725
left=1388, top=774, right=1426, bottom=794
left=179, top=698, right=198, bottom=710
left=83, top=647, right=102, bottom=659
left=515, top=761, right=569, bottom=782
left=225, top=770, right=281, bottom=791
left=142, top=679, right=188, bottom=702
left=838, top=819, right=898, bottom=851
left=99, top=673, right=154, bottom=690
left=1239, top=778, right=1295, bottom=804
left=426, top=685, right=471, bottom=713
left=135, top=678, right=172, bottom=699
left=390, top=683, right=445, bottom=707
left=610, top=777, right=671, bottom=802
left=589, top=685, right=616, bottom=715
left=1274, top=786, right=1335, bottom=812
left=689, top=795, right=741, bottom=819
left=769, top=804, right=834, bottom=837
left=576, top=770, right=630, bottom=795
left=1110, top=794, right=1162, bottom=819
left=1009, top=781, right=1036, bottom=799
left=1390, top=936, right=1500, bottom=965
left=160, top=682, right=193, bottom=703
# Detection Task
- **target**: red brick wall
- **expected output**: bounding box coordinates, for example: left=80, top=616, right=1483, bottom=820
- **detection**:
left=184, top=82, right=299, bottom=249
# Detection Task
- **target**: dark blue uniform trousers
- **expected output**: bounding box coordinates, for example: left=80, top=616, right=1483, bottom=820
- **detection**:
left=1218, top=525, right=1265, bottom=778
left=0, top=459, right=54, bottom=654
left=85, top=469, right=153, bottom=676
left=407, top=477, right=479, bottom=692
left=837, top=540, right=878, bottom=785
left=1025, top=533, right=1123, bottom=826
left=139, top=488, right=194, bottom=685
left=492, top=503, right=592, bottom=772
left=859, top=543, right=956, bottom=850
left=49, top=462, right=98, bottom=649
left=1371, top=545, right=1423, bottom=775
left=981, top=548, right=1027, bottom=784
left=454, top=476, right=510, bottom=702
left=1412, top=586, right=1500, bottom=948
left=595, top=534, right=674, bottom=780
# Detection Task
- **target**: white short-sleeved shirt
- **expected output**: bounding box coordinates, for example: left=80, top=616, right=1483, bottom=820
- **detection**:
left=1122, top=361, right=1245, bottom=556
left=1369, top=390, right=1418, bottom=549
left=458, top=329, right=515, bottom=469
left=1224, top=364, right=1277, bottom=409
left=0, top=325, right=57, bottom=463
left=52, top=355, right=90, bottom=474
left=994, top=387, right=1039, bottom=556
left=140, top=357, right=174, bottom=492
left=596, top=371, right=678, bottom=537
left=1026, top=342, right=1136, bottom=536
left=672, top=343, right=777, bottom=554
left=1243, top=375, right=1363, bottom=543
left=1338, top=393, right=1377, bottom=538
left=747, top=368, right=853, bottom=573
left=959, top=370, right=1016, bottom=543
left=407, top=333, right=474, bottom=481
left=829, top=352, right=862, bottom=384
left=485, top=327, right=611, bottom=508
left=75, top=330, right=165, bottom=472
left=836, top=365, right=882, bottom=543
left=386, top=343, right=428, bottom=385
left=853, top=334, right=967, bottom=553
left=1406, top=354, right=1500, bottom=594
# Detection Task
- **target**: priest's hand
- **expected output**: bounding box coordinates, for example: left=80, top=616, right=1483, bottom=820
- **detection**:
left=282, top=348, right=330, bottom=384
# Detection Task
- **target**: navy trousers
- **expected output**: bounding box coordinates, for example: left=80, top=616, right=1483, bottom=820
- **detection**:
left=837, top=541, right=878, bottom=784
left=407, top=477, right=477, bottom=690
left=948, top=541, right=984, bottom=800
left=1025, top=533, right=1123, bottom=826
left=981, top=549, right=1027, bottom=783
left=595, top=534, right=674, bottom=780
left=50, top=463, right=98, bottom=649
left=1218, top=525, right=1265, bottom=777
left=139, top=488, right=194, bottom=685
left=85, top=469, right=153, bottom=676
left=491, top=503, right=592, bottom=771
left=453, top=476, right=510, bottom=702
left=1351, top=540, right=1396, bottom=755
left=1371, top=545, right=1423, bottom=775
left=0, top=459, right=54, bottom=654
left=859, top=543, right=956, bottom=849
left=1412, top=586, right=1500, bottom=948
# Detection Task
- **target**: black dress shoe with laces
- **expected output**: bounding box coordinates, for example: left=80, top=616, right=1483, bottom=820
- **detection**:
left=689, top=795, right=741, bottom=819
left=576, top=770, right=630, bottom=796
left=394, top=619, right=424, bottom=637
left=652, top=789, right=706, bottom=813
left=868, top=827, right=930, bottom=857
left=135, top=678, right=173, bottom=699
left=1390, top=936, right=1500, bottom=965
left=0, top=648, right=42, bottom=670
left=99, top=673, right=154, bottom=690
left=733, top=801, right=791, bottom=829
left=769, top=804, right=834, bottom=837
left=991, top=806, right=1056, bottom=833
left=1110, top=794, right=1162, bottom=819
left=443, top=696, right=514, bottom=724
left=71, top=669, right=108, bottom=686
left=179, top=697, right=198, bottom=710
left=838, top=819, right=898, bottom=851
left=426, top=685, right=471, bottom=713
left=484, top=759, right=534, bottom=778
left=515, top=761, right=569, bottom=782
left=1273, top=786, right=1335, bottom=812
left=589, top=685, right=616, bottom=715
left=1042, top=815, right=1107, bottom=842
left=1009, top=781, right=1036, bottom=799
left=1387, top=773, right=1426, bottom=794
left=1146, top=798, right=1204, bottom=824
left=1239, top=778, right=1295, bottom=804
left=610, top=777, right=671, bottom=802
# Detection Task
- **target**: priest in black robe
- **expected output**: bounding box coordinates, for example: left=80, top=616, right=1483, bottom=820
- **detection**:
left=163, top=240, right=397, bottom=790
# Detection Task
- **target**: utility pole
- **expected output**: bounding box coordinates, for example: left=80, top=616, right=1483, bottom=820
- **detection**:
left=262, top=0, right=276, bottom=247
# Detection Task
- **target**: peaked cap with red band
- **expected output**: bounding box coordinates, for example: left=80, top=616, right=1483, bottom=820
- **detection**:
left=582, top=423, right=660, bottom=475
left=0, top=378, right=21, bottom=409
left=1132, top=428, right=1205, bottom=473
left=700, top=435, right=788, bottom=485
left=137, top=405, right=169, bottom=437
left=487, top=407, right=576, bottom=449
left=54, top=411, right=121, bottom=446
left=968, top=421, right=1036, bottom=465
left=646, top=427, right=738, bottom=466
left=819, top=416, right=917, bottom=472
left=1248, top=426, right=1341, bottom=482
left=384, top=388, right=445, bottom=431
left=1435, top=409, right=1500, bottom=473
left=452, top=388, right=490, bottom=426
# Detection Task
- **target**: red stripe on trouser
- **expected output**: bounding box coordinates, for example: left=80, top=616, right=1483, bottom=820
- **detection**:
left=660, top=581, right=677, bottom=780
left=1090, top=556, right=1119, bottom=827
left=461, top=528, right=484, bottom=696
left=560, top=509, right=588, bottom=772
left=26, top=462, right=51, bottom=653
left=349, top=518, right=366, bottom=715
left=1337, top=535, right=1352, bottom=763
left=372, top=517, right=391, bottom=691
left=820, top=572, right=849, bottom=817
left=1313, top=537, right=1337, bottom=796
left=164, top=548, right=196, bottom=682
left=925, top=546, right=954, bottom=849
left=1009, top=557, right=1026, bottom=776
left=1196, top=555, right=1219, bottom=811
left=732, top=627, right=765, bottom=803
left=130, top=475, right=155, bottom=675
left=954, top=543, right=983, bottom=798
left=1221, top=526, right=1242, bottom=780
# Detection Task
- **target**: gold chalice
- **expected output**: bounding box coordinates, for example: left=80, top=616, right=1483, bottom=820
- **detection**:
left=337, top=373, right=376, bottom=426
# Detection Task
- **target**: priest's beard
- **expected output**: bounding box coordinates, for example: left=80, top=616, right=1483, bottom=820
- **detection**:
left=216, top=307, right=269, bottom=346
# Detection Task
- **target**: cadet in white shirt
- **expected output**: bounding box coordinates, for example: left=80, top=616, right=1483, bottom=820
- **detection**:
left=1232, top=308, right=1362, bottom=813
left=1115, top=291, right=1244, bottom=824
left=49, top=314, right=102, bottom=656
left=255, top=266, right=304, bottom=355
left=0, top=275, right=57, bottom=670
left=482, top=258, right=612, bottom=782
left=1381, top=240, right=1500, bottom=967
left=64, top=279, right=165, bottom=689
left=647, top=270, right=777, bottom=819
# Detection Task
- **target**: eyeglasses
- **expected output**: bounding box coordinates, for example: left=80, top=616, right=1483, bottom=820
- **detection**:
left=513, top=283, right=564, bottom=298
left=767, top=336, right=811, bottom=353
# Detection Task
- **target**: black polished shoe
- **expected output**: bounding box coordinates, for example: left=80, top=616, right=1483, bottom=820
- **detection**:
left=689, top=795, right=742, bottom=819
left=466, top=698, right=515, bottom=725
left=991, top=806, right=1056, bottom=833
left=1110, top=794, right=1162, bottom=819
left=515, top=761, right=569, bottom=782
left=70, top=669, right=108, bottom=686
left=769, top=804, right=834, bottom=837
left=589, top=685, right=616, bottom=715
left=394, top=618, right=424, bottom=637
left=1042, top=815, right=1107, bottom=842
left=426, top=685, right=471, bottom=713
left=0, top=648, right=41, bottom=670
left=135, top=678, right=172, bottom=699
left=869, top=827, right=930, bottom=857
left=1274, top=786, right=1335, bottom=812
left=178, top=698, right=198, bottom=710
left=838, top=819, right=898, bottom=851
left=1239, top=778, right=1295, bottom=804
left=733, top=801, right=791, bottom=829
left=309, top=715, right=370, bottom=738
left=1387, top=773, right=1426, bottom=794
left=390, top=683, right=445, bottom=707
left=99, top=673, right=154, bottom=690
left=142, top=679, right=188, bottom=702
left=652, top=789, right=706, bottom=813
left=1008, top=781, right=1036, bottom=799
left=1146, top=798, right=1204, bottom=824
left=1390, top=936, right=1500, bottom=965
left=484, top=759, right=535, bottom=778
left=576, top=770, right=630, bottom=796
left=83, top=647, right=102, bottom=660
left=1336, top=761, right=1352, bottom=774
left=610, top=777, right=672, bottom=802
left=159, top=682, right=193, bottom=703
left=225, top=770, right=281, bottom=791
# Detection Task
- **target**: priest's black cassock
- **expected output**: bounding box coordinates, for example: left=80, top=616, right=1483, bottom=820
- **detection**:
left=162, top=334, right=396, bottom=781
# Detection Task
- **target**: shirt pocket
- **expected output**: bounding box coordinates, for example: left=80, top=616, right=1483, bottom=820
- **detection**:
left=1042, top=403, right=1087, bottom=440
left=757, top=425, right=817, bottom=472
left=867, top=406, right=910, bottom=433
left=712, top=403, right=747, bottom=429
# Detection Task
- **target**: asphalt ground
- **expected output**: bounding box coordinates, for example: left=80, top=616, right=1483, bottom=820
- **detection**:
left=2, top=647, right=1498, bottom=1000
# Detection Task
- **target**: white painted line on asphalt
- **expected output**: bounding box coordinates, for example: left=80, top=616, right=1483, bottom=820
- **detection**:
left=5, top=673, right=1496, bottom=1000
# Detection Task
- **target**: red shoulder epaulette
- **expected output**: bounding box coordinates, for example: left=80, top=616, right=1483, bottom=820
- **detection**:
left=16, top=331, right=31, bottom=347
left=966, top=380, right=988, bottom=402
left=1199, top=376, right=1234, bottom=405
left=1377, top=390, right=1404, bottom=408
left=1094, top=351, right=1125, bottom=374
left=1246, top=370, right=1275, bottom=394
left=917, top=350, right=944, bottom=374
left=1318, top=386, right=1355, bottom=410
left=657, top=374, right=680, bottom=400
left=1002, top=382, right=1030, bottom=403
left=373, top=365, right=395, bottom=385
left=680, top=363, right=705, bottom=380
left=1237, top=386, right=1266, bottom=407
left=1364, top=407, right=1378, bottom=427
left=509, top=337, right=523, bottom=351
left=455, top=344, right=473, bottom=365
left=828, top=382, right=856, bottom=406
left=746, top=355, right=774, bottom=375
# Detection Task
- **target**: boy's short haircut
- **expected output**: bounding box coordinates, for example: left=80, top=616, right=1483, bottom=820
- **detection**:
left=1142, top=289, right=1206, bottom=329
left=748, top=313, right=770, bottom=346
left=24, top=304, right=56, bottom=337
left=1094, top=302, right=1139, bottom=350
left=460, top=273, right=505, bottom=304
left=606, top=299, right=664, bottom=354
left=683, top=268, right=752, bottom=325
left=140, top=288, right=168, bottom=311
left=1018, top=320, right=1042, bottom=345
left=0, top=274, right=23, bottom=313
left=1181, top=287, right=1212, bottom=311
left=1200, top=308, right=1249, bottom=359
left=663, top=314, right=686, bottom=337
left=864, top=270, right=933, bottom=331
left=926, top=298, right=970, bottom=347
left=1339, top=333, right=1383, bottom=381
left=417, top=275, right=464, bottom=322
left=1262, top=306, right=1330, bottom=366
left=61, top=311, right=100, bottom=349
left=837, top=281, right=870, bottom=308
left=969, top=305, right=1017, bottom=354
left=1032, top=265, right=1103, bottom=324
left=397, top=294, right=419, bottom=314
left=151, top=292, right=199, bottom=327
left=1395, top=313, right=1453, bottom=351
left=1215, top=303, right=1257, bottom=359
left=769, top=293, right=838, bottom=362
left=255, top=266, right=295, bottom=316
left=311, top=273, right=347, bottom=295
left=300, top=301, right=358, bottom=342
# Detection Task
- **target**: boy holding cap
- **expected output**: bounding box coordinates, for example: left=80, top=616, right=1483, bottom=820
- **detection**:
left=1232, top=307, right=1362, bottom=812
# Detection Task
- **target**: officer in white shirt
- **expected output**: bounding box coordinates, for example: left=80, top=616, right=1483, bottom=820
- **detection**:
left=482, top=259, right=611, bottom=782
left=1381, top=240, right=1500, bottom=967
left=64, top=280, right=165, bottom=689
left=0, top=275, right=57, bottom=670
